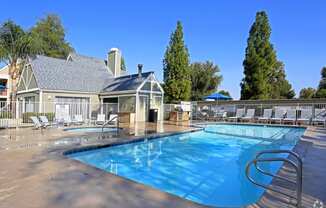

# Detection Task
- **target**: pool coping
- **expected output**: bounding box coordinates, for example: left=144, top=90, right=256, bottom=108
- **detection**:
left=58, top=122, right=310, bottom=208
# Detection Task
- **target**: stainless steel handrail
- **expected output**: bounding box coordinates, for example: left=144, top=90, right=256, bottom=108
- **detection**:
left=101, top=115, right=118, bottom=133
left=245, top=150, right=302, bottom=208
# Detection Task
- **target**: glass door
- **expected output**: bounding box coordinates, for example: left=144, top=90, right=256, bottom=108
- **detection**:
left=138, top=95, right=149, bottom=122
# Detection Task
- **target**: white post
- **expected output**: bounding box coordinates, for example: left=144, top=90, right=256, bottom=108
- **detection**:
left=16, top=100, right=19, bottom=119
left=135, top=92, right=139, bottom=122
left=160, top=94, right=164, bottom=121
left=39, top=90, right=43, bottom=113
left=100, top=98, right=103, bottom=114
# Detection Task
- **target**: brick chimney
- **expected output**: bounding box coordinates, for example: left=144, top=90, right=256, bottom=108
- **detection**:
left=108, top=48, right=121, bottom=77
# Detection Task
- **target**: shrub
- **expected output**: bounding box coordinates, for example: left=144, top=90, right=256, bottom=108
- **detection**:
left=22, top=112, right=55, bottom=123
left=0, top=111, right=12, bottom=119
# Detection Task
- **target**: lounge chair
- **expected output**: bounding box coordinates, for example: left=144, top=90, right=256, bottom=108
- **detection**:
left=96, top=114, right=106, bottom=125
left=228, top=108, right=245, bottom=122
left=241, top=109, right=255, bottom=122
left=39, top=115, right=52, bottom=127
left=216, top=111, right=227, bottom=121
left=297, top=109, right=312, bottom=125
left=30, top=116, right=45, bottom=129
left=283, top=109, right=297, bottom=125
left=270, top=108, right=285, bottom=124
left=312, top=108, right=326, bottom=126
left=257, top=109, right=272, bottom=123
left=197, top=110, right=209, bottom=121
left=73, top=115, right=84, bottom=125
left=63, top=115, right=72, bottom=126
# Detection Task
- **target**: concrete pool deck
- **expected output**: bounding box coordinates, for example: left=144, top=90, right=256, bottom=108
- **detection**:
left=0, top=122, right=325, bottom=208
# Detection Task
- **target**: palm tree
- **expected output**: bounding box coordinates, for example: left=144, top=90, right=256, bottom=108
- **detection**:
left=0, top=20, right=40, bottom=103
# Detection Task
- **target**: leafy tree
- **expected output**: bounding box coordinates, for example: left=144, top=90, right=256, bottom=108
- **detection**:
left=241, top=11, right=294, bottom=100
left=31, top=14, right=73, bottom=58
left=219, top=90, right=232, bottom=98
left=270, top=61, right=295, bottom=99
left=163, top=21, right=191, bottom=102
left=121, top=56, right=126, bottom=71
left=0, top=20, right=40, bottom=101
left=315, top=67, right=326, bottom=98
left=315, top=89, right=326, bottom=98
left=190, top=61, right=222, bottom=100
left=299, top=87, right=316, bottom=99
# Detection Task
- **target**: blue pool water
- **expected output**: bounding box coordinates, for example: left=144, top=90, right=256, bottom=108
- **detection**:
left=68, top=124, right=305, bottom=207
left=64, top=127, right=117, bottom=133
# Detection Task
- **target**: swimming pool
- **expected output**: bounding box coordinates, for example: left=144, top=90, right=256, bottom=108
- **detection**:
left=68, top=124, right=305, bottom=207
left=64, top=127, right=117, bottom=133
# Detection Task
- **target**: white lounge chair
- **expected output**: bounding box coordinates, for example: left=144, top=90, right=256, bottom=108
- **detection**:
left=96, top=114, right=106, bottom=125
left=228, top=108, right=245, bottom=122
left=241, top=109, right=255, bottom=122
left=312, top=109, right=326, bottom=126
left=283, top=109, right=297, bottom=125
left=297, top=109, right=312, bottom=125
left=63, top=115, right=72, bottom=126
left=257, top=109, right=272, bottom=123
left=270, top=108, right=286, bottom=124
left=216, top=111, right=227, bottom=121
left=39, top=115, right=52, bottom=127
left=30, top=116, right=45, bottom=129
left=73, top=115, right=84, bottom=125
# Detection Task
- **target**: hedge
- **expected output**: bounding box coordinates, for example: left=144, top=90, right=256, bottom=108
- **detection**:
left=22, top=112, right=55, bottom=123
left=0, top=112, right=12, bottom=119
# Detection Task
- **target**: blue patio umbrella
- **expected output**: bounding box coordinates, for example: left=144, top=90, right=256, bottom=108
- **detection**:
left=204, top=92, right=231, bottom=101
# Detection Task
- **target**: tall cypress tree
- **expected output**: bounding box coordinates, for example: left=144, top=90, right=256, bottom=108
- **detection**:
left=163, top=21, right=191, bottom=102
left=241, top=11, right=278, bottom=100
left=315, top=67, right=326, bottom=98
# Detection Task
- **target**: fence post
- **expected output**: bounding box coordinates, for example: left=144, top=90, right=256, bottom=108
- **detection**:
left=15, top=101, right=19, bottom=128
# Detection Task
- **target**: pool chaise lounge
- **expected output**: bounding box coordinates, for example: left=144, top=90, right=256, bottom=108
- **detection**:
left=283, top=109, right=297, bottom=125
left=312, top=108, right=326, bottom=126
left=241, top=109, right=255, bottom=122
left=297, top=109, right=313, bottom=125
left=72, top=115, right=84, bottom=125
left=269, top=108, right=286, bottom=124
left=228, top=108, right=245, bottom=122
left=30, top=116, right=47, bottom=129
left=257, top=108, right=273, bottom=123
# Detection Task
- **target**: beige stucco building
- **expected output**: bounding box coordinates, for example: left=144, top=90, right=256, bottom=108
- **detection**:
left=0, top=65, right=10, bottom=104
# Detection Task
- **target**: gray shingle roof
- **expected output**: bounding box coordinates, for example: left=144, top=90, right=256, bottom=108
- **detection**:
left=30, top=54, right=113, bottom=92
left=101, top=72, right=153, bottom=93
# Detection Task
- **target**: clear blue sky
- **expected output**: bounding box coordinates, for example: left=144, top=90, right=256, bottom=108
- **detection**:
left=1, top=0, right=325, bottom=99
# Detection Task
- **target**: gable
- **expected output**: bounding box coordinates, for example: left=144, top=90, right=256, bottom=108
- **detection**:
left=17, top=65, right=38, bottom=91
left=139, top=74, right=164, bottom=93
left=29, top=55, right=112, bottom=92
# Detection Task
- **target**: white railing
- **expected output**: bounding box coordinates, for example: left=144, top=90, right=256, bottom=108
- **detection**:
left=190, top=101, right=326, bottom=122
left=0, top=101, right=118, bottom=128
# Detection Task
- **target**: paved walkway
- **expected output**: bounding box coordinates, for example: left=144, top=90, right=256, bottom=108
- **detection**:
left=0, top=123, right=325, bottom=208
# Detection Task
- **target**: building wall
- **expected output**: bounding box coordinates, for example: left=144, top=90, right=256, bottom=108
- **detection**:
left=16, top=91, right=40, bottom=113
left=0, top=66, right=11, bottom=102
left=41, top=91, right=100, bottom=118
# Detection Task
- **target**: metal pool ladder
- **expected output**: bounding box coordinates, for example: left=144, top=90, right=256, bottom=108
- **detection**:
left=246, top=150, right=303, bottom=208
left=101, top=115, right=119, bottom=134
